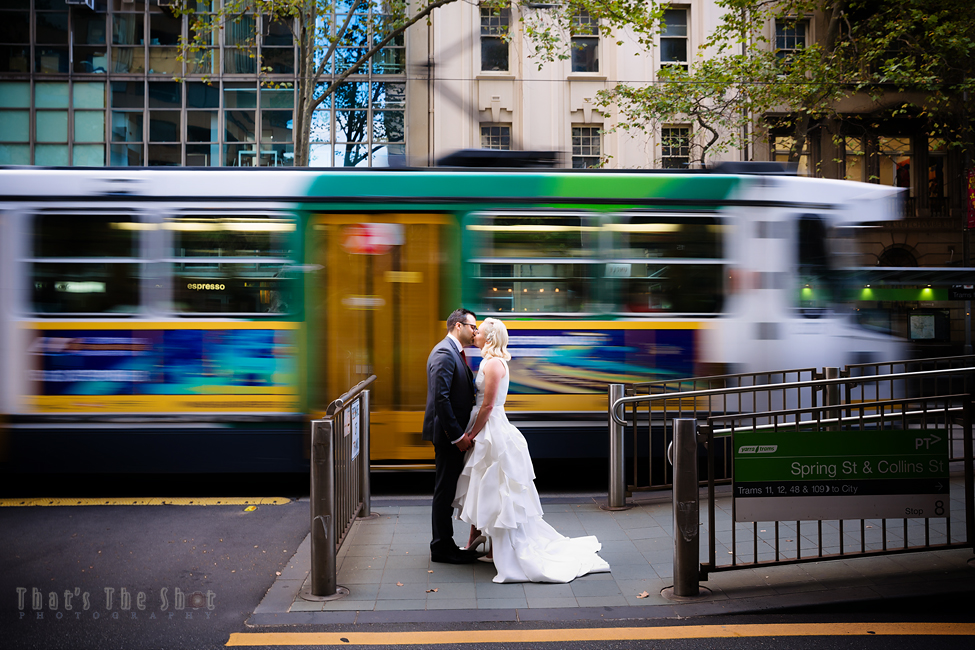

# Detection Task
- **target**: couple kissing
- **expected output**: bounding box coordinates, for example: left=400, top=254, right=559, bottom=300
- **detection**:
left=421, top=309, right=610, bottom=583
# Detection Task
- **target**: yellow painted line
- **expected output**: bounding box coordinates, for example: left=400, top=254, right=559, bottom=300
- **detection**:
left=22, top=321, right=300, bottom=330
left=0, top=497, right=291, bottom=507
left=226, top=623, right=975, bottom=646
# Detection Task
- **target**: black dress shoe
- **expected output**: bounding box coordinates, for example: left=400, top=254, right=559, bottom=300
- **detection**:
left=431, top=549, right=479, bottom=564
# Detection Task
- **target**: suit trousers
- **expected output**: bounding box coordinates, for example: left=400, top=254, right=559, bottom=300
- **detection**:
left=431, top=438, right=466, bottom=552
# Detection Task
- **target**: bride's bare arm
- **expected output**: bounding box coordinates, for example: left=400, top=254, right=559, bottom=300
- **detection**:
left=463, top=358, right=505, bottom=443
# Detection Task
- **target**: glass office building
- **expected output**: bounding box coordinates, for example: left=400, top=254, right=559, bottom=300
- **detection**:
left=0, top=0, right=406, bottom=167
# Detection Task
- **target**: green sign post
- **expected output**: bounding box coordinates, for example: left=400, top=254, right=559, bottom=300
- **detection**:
left=733, top=429, right=949, bottom=522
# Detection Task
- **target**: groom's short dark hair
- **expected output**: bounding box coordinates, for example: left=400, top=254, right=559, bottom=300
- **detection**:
left=447, top=308, right=476, bottom=331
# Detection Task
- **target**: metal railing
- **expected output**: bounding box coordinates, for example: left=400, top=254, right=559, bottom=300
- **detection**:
left=616, top=356, right=975, bottom=498
left=618, top=368, right=819, bottom=497
left=303, top=375, right=376, bottom=601
left=609, top=360, right=975, bottom=595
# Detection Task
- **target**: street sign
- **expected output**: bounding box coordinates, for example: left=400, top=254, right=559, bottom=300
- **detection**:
left=949, top=284, right=975, bottom=300
left=734, top=429, right=948, bottom=522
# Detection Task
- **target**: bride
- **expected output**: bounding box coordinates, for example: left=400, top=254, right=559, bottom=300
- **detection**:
left=452, top=317, right=610, bottom=583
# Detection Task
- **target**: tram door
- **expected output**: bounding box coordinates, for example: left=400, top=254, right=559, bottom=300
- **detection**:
left=308, top=213, right=456, bottom=463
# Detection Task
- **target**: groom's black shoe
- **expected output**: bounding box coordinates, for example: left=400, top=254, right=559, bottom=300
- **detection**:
left=431, top=547, right=482, bottom=564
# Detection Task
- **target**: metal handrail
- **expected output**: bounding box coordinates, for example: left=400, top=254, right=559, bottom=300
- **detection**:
left=326, top=375, right=376, bottom=416
left=611, top=366, right=975, bottom=426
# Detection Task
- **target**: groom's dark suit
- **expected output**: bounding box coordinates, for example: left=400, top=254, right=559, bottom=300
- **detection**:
left=422, top=335, right=476, bottom=557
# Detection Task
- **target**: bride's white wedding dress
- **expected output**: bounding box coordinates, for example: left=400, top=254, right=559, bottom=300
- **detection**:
left=453, top=359, right=610, bottom=583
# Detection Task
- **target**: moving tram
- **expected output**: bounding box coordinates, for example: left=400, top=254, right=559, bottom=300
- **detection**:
left=0, top=165, right=904, bottom=474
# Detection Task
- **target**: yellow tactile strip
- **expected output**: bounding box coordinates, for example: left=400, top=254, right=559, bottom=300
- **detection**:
left=0, top=497, right=292, bottom=507
left=225, top=623, right=975, bottom=646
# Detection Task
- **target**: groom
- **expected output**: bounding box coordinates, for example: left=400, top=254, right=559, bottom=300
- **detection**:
left=423, top=308, right=481, bottom=564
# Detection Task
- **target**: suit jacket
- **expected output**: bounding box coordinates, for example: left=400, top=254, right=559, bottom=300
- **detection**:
left=422, top=336, right=475, bottom=445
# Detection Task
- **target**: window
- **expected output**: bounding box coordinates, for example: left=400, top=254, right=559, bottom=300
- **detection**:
left=480, top=4, right=509, bottom=71
left=73, top=9, right=108, bottom=74
left=480, top=124, right=511, bottom=150
left=572, top=126, right=600, bottom=168
left=608, top=214, right=725, bottom=314
left=771, top=135, right=810, bottom=176
left=0, top=81, right=30, bottom=165
left=308, top=3, right=405, bottom=167
left=30, top=213, right=142, bottom=315
left=35, top=3, right=69, bottom=74
left=73, top=82, right=107, bottom=166
left=661, top=126, right=690, bottom=169
left=660, top=8, right=688, bottom=72
left=168, top=215, right=297, bottom=314
left=571, top=10, right=598, bottom=73
left=186, top=82, right=219, bottom=166
left=262, top=16, right=295, bottom=74
left=467, top=213, right=599, bottom=314
left=224, top=83, right=257, bottom=166
left=112, top=10, right=146, bottom=74
left=775, top=19, right=807, bottom=66
left=148, top=9, right=181, bottom=76
left=110, top=81, right=145, bottom=166
left=148, top=82, right=181, bottom=166
left=224, top=13, right=257, bottom=74
left=0, top=2, right=30, bottom=73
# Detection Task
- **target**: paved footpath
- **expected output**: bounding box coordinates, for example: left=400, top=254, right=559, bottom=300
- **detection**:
left=251, top=473, right=975, bottom=626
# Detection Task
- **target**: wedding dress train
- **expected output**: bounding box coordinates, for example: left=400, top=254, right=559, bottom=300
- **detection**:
left=453, top=359, right=610, bottom=583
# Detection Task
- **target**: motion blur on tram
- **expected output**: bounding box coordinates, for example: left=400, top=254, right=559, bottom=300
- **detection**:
left=0, top=163, right=905, bottom=477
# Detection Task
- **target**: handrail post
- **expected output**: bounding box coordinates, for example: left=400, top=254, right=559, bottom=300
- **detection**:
left=309, top=419, right=337, bottom=597
left=824, top=367, right=840, bottom=430
left=358, top=389, right=372, bottom=518
left=672, top=418, right=700, bottom=597
left=608, top=383, right=626, bottom=509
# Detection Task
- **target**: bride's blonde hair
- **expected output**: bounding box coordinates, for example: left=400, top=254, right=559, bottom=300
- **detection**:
left=478, top=317, right=511, bottom=361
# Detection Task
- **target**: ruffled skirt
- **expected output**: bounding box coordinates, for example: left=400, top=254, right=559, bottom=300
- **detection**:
left=453, top=408, right=610, bottom=583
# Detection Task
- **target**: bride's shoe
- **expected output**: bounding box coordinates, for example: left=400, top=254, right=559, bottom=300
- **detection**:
left=475, top=537, right=493, bottom=562
left=461, top=535, right=486, bottom=552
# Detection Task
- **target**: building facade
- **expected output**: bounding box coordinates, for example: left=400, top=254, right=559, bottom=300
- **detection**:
left=0, top=0, right=743, bottom=170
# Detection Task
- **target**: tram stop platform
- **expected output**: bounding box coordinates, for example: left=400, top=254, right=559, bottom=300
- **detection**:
left=250, top=472, right=975, bottom=626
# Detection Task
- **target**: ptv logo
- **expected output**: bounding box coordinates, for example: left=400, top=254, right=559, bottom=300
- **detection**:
left=915, top=434, right=942, bottom=450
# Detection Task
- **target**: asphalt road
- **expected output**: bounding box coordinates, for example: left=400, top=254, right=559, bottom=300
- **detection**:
left=2, top=499, right=310, bottom=650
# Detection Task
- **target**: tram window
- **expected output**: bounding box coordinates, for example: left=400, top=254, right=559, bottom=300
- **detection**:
left=29, top=214, right=142, bottom=314
left=608, top=215, right=724, bottom=314
left=167, top=216, right=296, bottom=314
left=608, top=215, right=722, bottom=259
left=467, top=213, right=598, bottom=313
left=618, top=264, right=723, bottom=314
left=169, top=217, right=294, bottom=258
left=31, top=262, right=140, bottom=314
left=33, top=214, right=137, bottom=258
left=797, top=214, right=837, bottom=316
left=473, top=263, right=589, bottom=313
left=469, top=214, right=597, bottom=259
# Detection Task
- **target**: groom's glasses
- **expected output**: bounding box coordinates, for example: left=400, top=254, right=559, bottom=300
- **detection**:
left=464, top=323, right=479, bottom=332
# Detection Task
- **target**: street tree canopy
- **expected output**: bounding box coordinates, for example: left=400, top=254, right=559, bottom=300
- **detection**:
left=593, top=0, right=975, bottom=168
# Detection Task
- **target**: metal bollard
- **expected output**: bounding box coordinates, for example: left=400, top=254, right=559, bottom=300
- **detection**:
left=671, top=418, right=700, bottom=597
left=608, top=384, right=626, bottom=509
left=309, top=419, right=337, bottom=597
left=358, top=389, right=372, bottom=518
